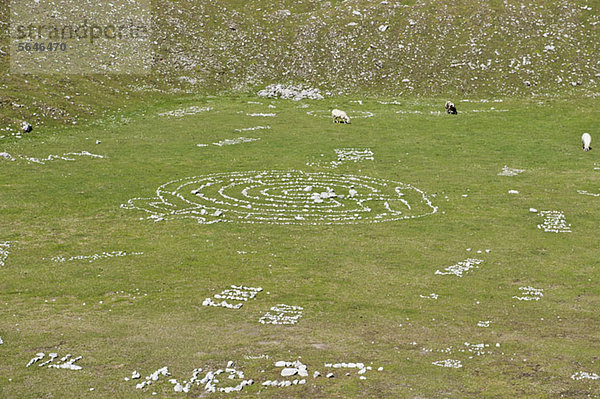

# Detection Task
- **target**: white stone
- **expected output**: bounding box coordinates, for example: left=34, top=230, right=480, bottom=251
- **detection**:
left=281, top=368, right=298, bottom=377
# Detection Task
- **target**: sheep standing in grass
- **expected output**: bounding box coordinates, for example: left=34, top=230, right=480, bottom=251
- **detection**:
left=445, top=101, right=457, bottom=115
left=332, top=109, right=351, bottom=124
left=582, top=133, right=592, bottom=151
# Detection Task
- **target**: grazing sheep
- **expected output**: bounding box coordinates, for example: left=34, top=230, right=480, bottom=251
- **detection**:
left=445, top=101, right=457, bottom=115
left=582, top=133, right=592, bottom=151
left=332, top=109, right=351, bottom=124
left=21, top=121, right=32, bottom=133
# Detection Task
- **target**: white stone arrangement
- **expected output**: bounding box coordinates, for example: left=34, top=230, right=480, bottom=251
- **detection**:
left=513, top=286, right=544, bottom=301
left=498, top=165, right=525, bottom=176
left=125, top=357, right=384, bottom=393
left=307, top=148, right=374, bottom=169
left=1, top=151, right=104, bottom=165
left=323, top=362, right=381, bottom=380
left=132, top=366, right=171, bottom=389
left=477, top=320, right=491, bottom=328
left=577, top=189, right=600, bottom=197
left=234, top=126, right=271, bottom=132
left=157, top=106, right=212, bottom=117
left=246, top=113, right=276, bottom=117
left=121, top=170, right=438, bottom=225
left=435, top=258, right=484, bottom=277
left=306, top=110, right=374, bottom=119
left=537, top=211, right=571, bottom=233
left=195, top=362, right=254, bottom=393
left=0, top=336, right=4, bottom=345
left=212, top=137, right=261, bottom=147
left=203, top=285, right=262, bottom=309
left=432, top=359, right=463, bottom=368
left=335, top=148, right=375, bottom=162
left=262, top=360, right=308, bottom=387
left=131, top=362, right=254, bottom=394
left=419, top=293, right=439, bottom=299
left=0, top=241, right=11, bottom=267
left=259, top=304, right=303, bottom=325
left=571, top=371, right=600, bottom=380
left=51, top=250, right=143, bottom=263
left=462, top=342, right=492, bottom=356
left=26, top=353, right=82, bottom=370
left=420, top=342, right=499, bottom=356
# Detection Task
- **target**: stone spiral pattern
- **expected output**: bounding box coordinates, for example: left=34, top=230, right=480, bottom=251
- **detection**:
left=121, top=170, right=437, bottom=225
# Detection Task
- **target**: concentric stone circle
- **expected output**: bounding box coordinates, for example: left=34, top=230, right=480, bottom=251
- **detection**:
left=122, top=170, right=437, bottom=225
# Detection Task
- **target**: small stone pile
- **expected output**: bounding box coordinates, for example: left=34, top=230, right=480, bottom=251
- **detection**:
left=257, top=84, right=324, bottom=101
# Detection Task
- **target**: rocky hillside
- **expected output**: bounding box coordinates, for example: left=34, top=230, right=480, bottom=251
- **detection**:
left=1, top=0, right=599, bottom=134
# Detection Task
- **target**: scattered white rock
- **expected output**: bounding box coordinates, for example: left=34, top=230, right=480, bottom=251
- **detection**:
left=257, top=84, right=324, bottom=101
left=158, top=106, right=212, bottom=117
left=13, top=151, right=104, bottom=165
left=537, top=211, right=571, bottom=233
left=212, top=137, right=260, bottom=146
left=51, top=250, right=143, bottom=263
left=0, top=152, right=15, bottom=161
left=435, top=258, right=484, bottom=277
left=234, top=126, right=271, bottom=132
left=432, top=359, right=462, bottom=368
left=571, top=371, right=600, bottom=380
left=577, top=190, right=600, bottom=197
left=307, top=148, right=374, bottom=169
left=27, top=353, right=83, bottom=370
left=0, top=241, right=12, bottom=267
left=259, top=304, right=303, bottom=325
left=203, top=285, right=262, bottom=309
left=513, top=286, right=544, bottom=301
left=246, top=113, right=277, bottom=117
left=26, top=353, right=45, bottom=367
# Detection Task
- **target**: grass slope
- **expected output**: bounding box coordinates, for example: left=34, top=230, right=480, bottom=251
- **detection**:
left=1, top=96, right=599, bottom=397
left=1, top=0, right=600, bottom=133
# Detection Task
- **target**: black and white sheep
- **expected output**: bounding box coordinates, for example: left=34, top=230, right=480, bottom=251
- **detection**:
left=445, top=101, right=457, bottom=115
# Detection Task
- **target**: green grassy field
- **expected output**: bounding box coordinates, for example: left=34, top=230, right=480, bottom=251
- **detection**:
left=1, top=96, right=599, bottom=397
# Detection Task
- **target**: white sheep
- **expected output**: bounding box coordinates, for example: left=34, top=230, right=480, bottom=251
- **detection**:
left=582, top=133, right=592, bottom=151
left=332, top=109, right=351, bottom=124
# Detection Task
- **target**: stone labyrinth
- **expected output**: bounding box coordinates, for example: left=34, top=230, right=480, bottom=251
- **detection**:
left=122, top=170, right=438, bottom=225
